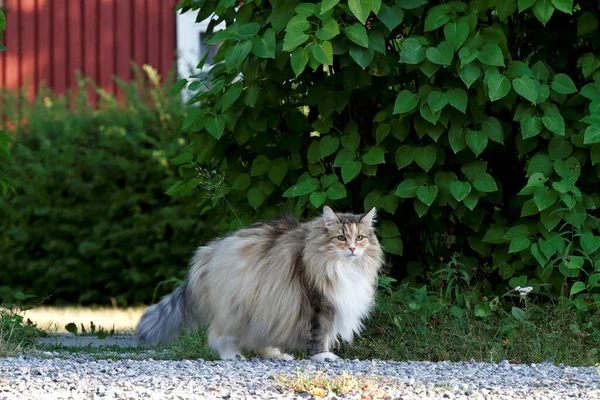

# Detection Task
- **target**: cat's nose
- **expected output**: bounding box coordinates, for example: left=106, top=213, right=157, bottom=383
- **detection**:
left=349, top=247, right=356, bottom=253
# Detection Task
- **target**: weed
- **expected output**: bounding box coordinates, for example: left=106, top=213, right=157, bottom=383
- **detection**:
left=274, top=367, right=397, bottom=399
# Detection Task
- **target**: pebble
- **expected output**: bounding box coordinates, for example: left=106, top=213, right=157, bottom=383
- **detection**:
left=0, top=355, right=599, bottom=399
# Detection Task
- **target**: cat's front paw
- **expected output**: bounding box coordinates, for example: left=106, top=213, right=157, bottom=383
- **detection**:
left=310, top=352, right=340, bottom=362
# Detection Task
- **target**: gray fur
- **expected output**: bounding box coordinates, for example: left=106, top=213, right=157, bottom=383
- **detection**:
left=136, top=206, right=384, bottom=360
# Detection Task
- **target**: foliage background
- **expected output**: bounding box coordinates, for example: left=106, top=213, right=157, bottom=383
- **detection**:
left=0, top=69, right=222, bottom=305
left=2, top=0, right=600, bottom=317
left=167, top=0, right=600, bottom=315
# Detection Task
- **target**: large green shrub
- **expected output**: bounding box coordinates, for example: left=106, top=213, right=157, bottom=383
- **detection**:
left=0, top=7, right=11, bottom=196
left=0, top=67, right=220, bottom=305
left=170, top=0, right=600, bottom=309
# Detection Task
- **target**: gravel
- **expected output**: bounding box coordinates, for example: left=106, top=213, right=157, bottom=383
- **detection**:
left=1, top=354, right=599, bottom=399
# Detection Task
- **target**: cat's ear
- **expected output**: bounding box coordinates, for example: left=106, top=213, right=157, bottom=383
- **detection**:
left=361, top=207, right=377, bottom=226
left=322, top=206, right=339, bottom=228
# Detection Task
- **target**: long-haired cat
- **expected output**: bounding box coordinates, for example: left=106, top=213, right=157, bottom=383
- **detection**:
left=136, top=206, right=384, bottom=362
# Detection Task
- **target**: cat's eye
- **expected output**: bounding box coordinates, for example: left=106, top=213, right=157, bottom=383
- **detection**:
left=336, top=235, right=346, bottom=241
left=356, top=235, right=364, bottom=241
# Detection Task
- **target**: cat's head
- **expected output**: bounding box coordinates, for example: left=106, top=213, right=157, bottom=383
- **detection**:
left=322, top=206, right=378, bottom=260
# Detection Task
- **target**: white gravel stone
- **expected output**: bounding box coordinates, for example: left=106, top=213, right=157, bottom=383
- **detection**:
left=0, top=355, right=599, bottom=399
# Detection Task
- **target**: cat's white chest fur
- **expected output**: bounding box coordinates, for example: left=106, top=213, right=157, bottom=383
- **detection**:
left=328, top=261, right=376, bottom=343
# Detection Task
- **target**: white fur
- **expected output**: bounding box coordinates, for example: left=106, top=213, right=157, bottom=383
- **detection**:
left=310, top=352, right=341, bottom=362
left=328, top=260, right=376, bottom=343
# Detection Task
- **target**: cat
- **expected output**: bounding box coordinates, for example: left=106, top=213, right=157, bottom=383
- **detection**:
left=136, top=206, right=384, bottom=362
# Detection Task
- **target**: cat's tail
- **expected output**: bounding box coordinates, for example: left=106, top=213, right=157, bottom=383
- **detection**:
left=136, top=283, right=196, bottom=346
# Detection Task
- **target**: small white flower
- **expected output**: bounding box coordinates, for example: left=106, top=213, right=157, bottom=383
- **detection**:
left=515, top=286, right=533, bottom=297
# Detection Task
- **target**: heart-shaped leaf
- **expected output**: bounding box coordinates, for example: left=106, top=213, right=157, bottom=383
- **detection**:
left=425, top=41, right=454, bottom=66
left=400, top=38, right=426, bottom=64
left=320, top=136, right=339, bottom=158
left=450, top=181, right=472, bottom=202
left=394, top=179, right=419, bottom=198
left=466, top=129, right=488, bottom=157
left=477, top=44, right=505, bottom=67
left=345, top=23, right=369, bottom=48
left=413, top=145, right=437, bottom=172
left=417, top=185, right=439, bottom=206
left=513, top=76, right=539, bottom=104
left=444, top=21, right=469, bottom=49
left=393, top=90, right=419, bottom=114
left=341, top=160, right=362, bottom=183
left=310, top=191, right=327, bottom=207
left=487, top=73, right=511, bottom=101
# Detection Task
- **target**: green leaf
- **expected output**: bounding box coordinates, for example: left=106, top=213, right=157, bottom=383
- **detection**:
left=244, top=85, right=260, bottom=108
left=463, top=192, right=479, bottom=211
left=450, top=181, right=472, bottom=202
left=320, top=136, right=339, bottom=158
left=341, top=132, right=360, bottom=151
left=379, top=220, right=400, bottom=237
left=518, top=0, right=536, bottom=11
left=291, top=46, right=310, bottom=77
left=334, top=149, right=356, bottom=167
left=487, top=74, right=511, bottom=101
left=520, top=114, right=542, bottom=139
left=316, top=18, right=340, bottom=40
left=312, top=41, right=334, bottom=65
left=170, top=152, right=193, bottom=166
left=477, top=44, right=505, bottom=67
left=584, top=125, right=600, bottom=145
left=268, top=163, right=287, bottom=186
left=533, top=0, right=555, bottom=26
left=570, top=281, right=586, bottom=295
left=377, top=4, right=404, bottom=31
left=513, top=76, right=539, bottom=104
left=381, top=237, right=403, bottom=255
left=459, top=63, right=481, bottom=89
left=363, top=146, right=385, bottom=165
left=413, top=145, right=437, bottom=172
left=400, top=38, right=426, bottom=64
left=326, top=182, right=347, bottom=200
left=393, top=90, right=419, bottom=114
left=427, top=91, right=448, bottom=113
left=349, top=45, right=375, bottom=69
left=321, top=0, right=340, bottom=14
left=283, top=31, right=310, bottom=52
left=533, top=187, right=558, bottom=211
left=310, top=191, right=327, bottom=207
left=348, top=0, right=373, bottom=24
left=345, top=23, right=369, bottom=48
left=425, top=41, right=454, bottom=66
left=395, top=146, right=413, bottom=170
left=466, top=130, right=488, bottom=157
left=221, top=83, right=243, bottom=112
left=542, top=104, right=565, bottom=136
left=580, top=232, right=600, bottom=254
left=473, top=173, right=498, bottom=192
left=248, top=188, right=267, bottom=209
left=566, top=256, right=584, bottom=270
left=482, top=117, right=504, bottom=144
left=225, top=41, right=252, bottom=72
left=375, top=123, right=390, bottom=144
left=509, top=236, right=531, bottom=253
left=554, top=157, right=580, bottom=181
left=170, top=79, right=187, bottom=97
left=449, top=125, right=467, bottom=153
left=251, top=155, right=272, bottom=176
left=65, top=323, right=78, bottom=335
left=511, top=307, right=526, bottom=321
left=459, top=47, right=479, bottom=67
left=283, top=178, right=320, bottom=198
left=394, top=179, right=419, bottom=198
left=424, top=6, right=450, bottom=31
left=251, top=28, right=276, bottom=59
left=341, top=161, right=362, bottom=183
left=446, top=88, right=468, bottom=113
left=206, top=115, right=226, bottom=139
left=444, top=21, right=469, bottom=50
left=417, top=185, right=439, bottom=206
left=551, top=73, right=577, bottom=94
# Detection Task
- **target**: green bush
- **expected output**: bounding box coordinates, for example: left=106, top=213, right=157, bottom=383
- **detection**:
left=0, top=66, right=220, bottom=305
left=170, top=0, right=600, bottom=311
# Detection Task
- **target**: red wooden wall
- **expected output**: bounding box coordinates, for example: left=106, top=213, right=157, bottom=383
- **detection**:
left=0, top=0, right=179, bottom=103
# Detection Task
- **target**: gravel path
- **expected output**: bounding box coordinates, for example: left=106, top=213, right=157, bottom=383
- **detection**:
left=1, top=355, right=599, bottom=399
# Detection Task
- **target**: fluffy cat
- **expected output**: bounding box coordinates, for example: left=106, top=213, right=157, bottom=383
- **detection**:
left=136, top=206, right=384, bottom=362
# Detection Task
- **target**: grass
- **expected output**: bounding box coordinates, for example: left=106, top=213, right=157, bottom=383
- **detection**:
left=274, top=366, right=398, bottom=399
left=3, top=294, right=600, bottom=367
